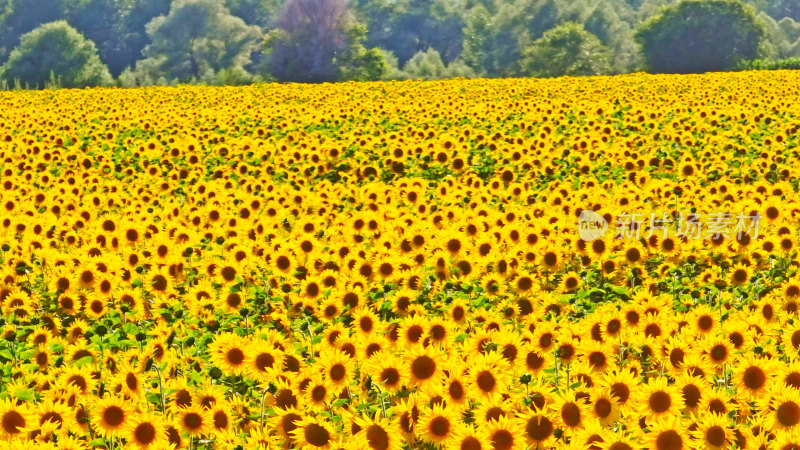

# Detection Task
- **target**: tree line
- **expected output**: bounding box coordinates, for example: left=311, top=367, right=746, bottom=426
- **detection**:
left=0, top=0, right=798, bottom=88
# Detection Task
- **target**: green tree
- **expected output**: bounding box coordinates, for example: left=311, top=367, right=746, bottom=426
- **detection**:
left=60, top=0, right=119, bottom=74
left=264, top=0, right=386, bottom=82
left=584, top=1, right=640, bottom=72
left=635, top=0, right=766, bottom=73
left=108, top=0, right=172, bottom=76
left=521, top=22, right=611, bottom=77
left=225, top=0, right=282, bottom=27
left=459, top=0, right=586, bottom=78
left=0, top=0, right=64, bottom=63
left=745, top=0, right=800, bottom=22
left=335, top=24, right=388, bottom=81
left=0, top=20, right=112, bottom=88
left=129, top=0, right=261, bottom=83
left=353, top=0, right=463, bottom=66
left=398, top=48, right=475, bottom=80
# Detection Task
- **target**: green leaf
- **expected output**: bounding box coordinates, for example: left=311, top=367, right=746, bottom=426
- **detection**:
left=12, top=388, right=35, bottom=402
left=73, top=355, right=95, bottom=367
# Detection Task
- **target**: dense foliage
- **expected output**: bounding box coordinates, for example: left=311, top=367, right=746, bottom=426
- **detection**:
left=521, top=22, right=612, bottom=77
left=2, top=0, right=800, bottom=86
left=737, top=56, right=800, bottom=69
left=635, top=0, right=765, bottom=73
left=0, top=20, right=113, bottom=88
left=3, top=70, right=800, bottom=448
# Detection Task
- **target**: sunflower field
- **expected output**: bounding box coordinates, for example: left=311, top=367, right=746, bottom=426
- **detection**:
left=2, top=71, right=800, bottom=449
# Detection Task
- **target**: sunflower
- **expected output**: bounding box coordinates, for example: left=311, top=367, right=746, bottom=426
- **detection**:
left=210, top=406, right=233, bottom=433
left=701, top=335, right=733, bottom=369
left=246, top=341, right=284, bottom=383
left=689, top=305, right=718, bottom=336
left=467, top=352, right=510, bottom=402
left=57, top=293, right=81, bottom=316
left=722, top=319, right=752, bottom=351
left=644, top=416, right=689, bottom=450
left=392, top=395, right=420, bottom=439
left=560, top=270, right=582, bottom=293
left=480, top=274, right=505, bottom=298
left=274, top=407, right=303, bottom=444
left=303, top=374, right=331, bottom=410
left=531, top=323, right=556, bottom=355
left=292, top=417, right=337, bottom=449
left=446, top=424, right=489, bottom=450
left=518, top=410, right=556, bottom=448
left=145, top=264, right=174, bottom=294
left=418, top=404, right=457, bottom=445
left=114, top=361, right=144, bottom=400
left=83, top=294, right=108, bottom=319
left=484, top=415, right=524, bottom=450
left=442, top=300, right=468, bottom=327
left=620, top=303, right=642, bottom=330
left=0, top=398, right=31, bottom=440
left=31, top=345, right=53, bottom=371
left=427, top=318, right=452, bottom=347
left=730, top=426, right=755, bottom=450
left=580, top=341, right=613, bottom=373
left=681, top=352, right=712, bottom=380
left=435, top=372, right=467, bottom=411
left=34, top=398, right=73, bottom=435
left=539, top=247, right=563, bottom=272
left=767, top=388, right=800, bottom=431
left=571, top=418, right=606, bottom=450
left=300, top=276, right=323, bottom=300
left=519, top=344, right=549, bottom=377
left=600, top=367, right=638, bottom=413
left=353, top=308, right=381, bottom=336
left=734, top=354, right=775, bottom=399
left=175, top=405, right=212, bottom=437
left=93, top=395, right=131, bottom=437
left=57, top=366, right=97, bottom=396
left=396, top=315, right=428, bottom=348
left=637, top=376, right=684, bottom=421
left=599, top=429, right=638, bottom=450
left=699, top=388, right=733, bottom=416
left=208, top=333, right=249, bottom=376
left=551, top=390, right=587, bottom=435
left=466, top=328, right=497, bottom=357
left=355, top=414, right=403, bottom=450
left=690, top=412, right=731, bottom=450
left=365, top=352, right=407, bottom=395
left=752, top=295, right=780, bottom=323
left=512, top=272, right=536, bottom=295
left=406, top=347, right=445, bottom=389
left=587, top=388, right=621, bottom=426
left=673, top=374, right=708, bottom=415
left=220, top=288, right=246, bottom=314
left=323, top=322, right=349, bottom=347
left=126, top=411, right=166, bottom=449
left=320, top=349, right=356, bottom=393
left=319, top=297, right=343, bottom=322
left=764, top=199, right=783, bottom=223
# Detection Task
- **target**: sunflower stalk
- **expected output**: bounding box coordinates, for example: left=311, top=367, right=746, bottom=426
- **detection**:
left=372, top=380, right=388, bottom=418
left=305, top=319, right=315, bottom=359
left=259, top=386, right=271, bottom=430
left=152, top=362, right=167, bottom=415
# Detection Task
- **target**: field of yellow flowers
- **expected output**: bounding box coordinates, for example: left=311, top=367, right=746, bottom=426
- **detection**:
left=1, top=71, right=800, bottom=449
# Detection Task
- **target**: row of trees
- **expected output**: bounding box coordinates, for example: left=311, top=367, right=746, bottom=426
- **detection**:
left=0, top=0, right=792, bottom=88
